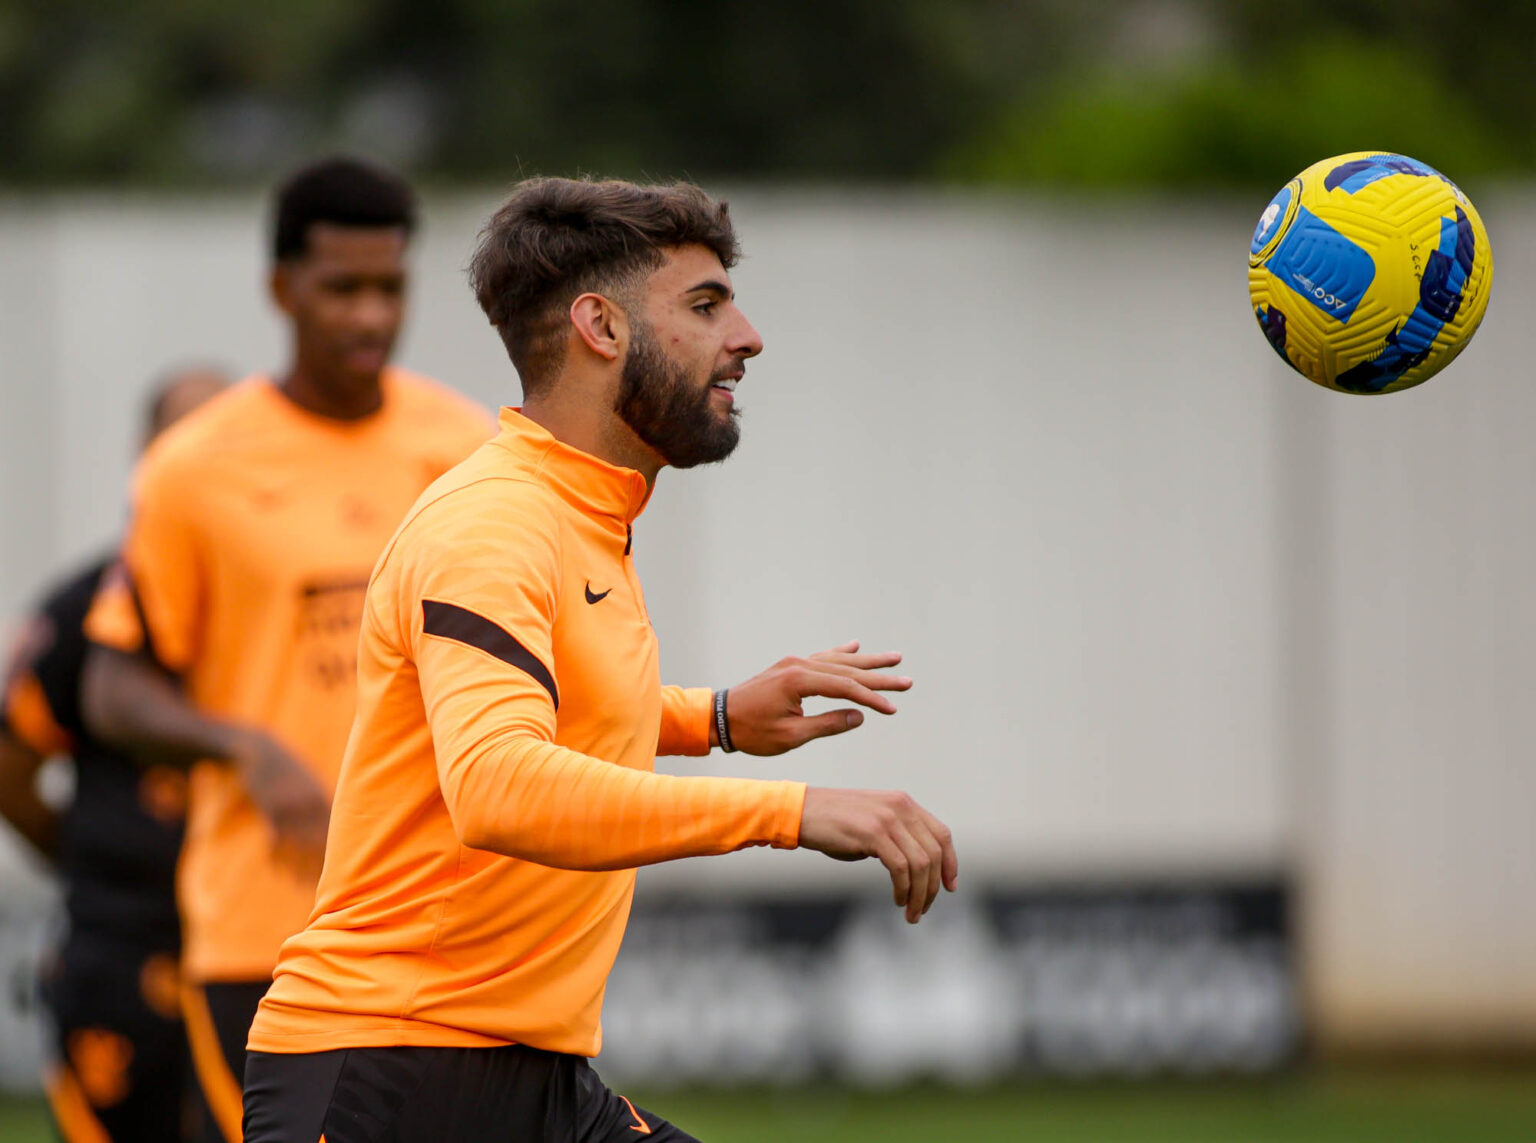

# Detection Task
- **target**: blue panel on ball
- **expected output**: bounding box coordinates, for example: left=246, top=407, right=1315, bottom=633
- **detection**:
left=1251, top=184, right=1294, bottom=256
left=1324, top=154, right=1445, bottom=194
left=1333, top=207, right=1475, bottom=393
left=1255, top=305, right=1289, bottom=362
left=1267, top=206, right=1375, bottom=323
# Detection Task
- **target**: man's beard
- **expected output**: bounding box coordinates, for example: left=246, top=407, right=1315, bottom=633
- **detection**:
left=616, top=324, right=741, bottom=469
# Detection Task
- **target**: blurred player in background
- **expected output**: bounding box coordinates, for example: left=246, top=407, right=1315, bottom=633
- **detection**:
left=0, top=364, right=228, bottom=1142
left=80, top=157, right=492, bottom=1143
left=243, top=177, right=957, bottom=1143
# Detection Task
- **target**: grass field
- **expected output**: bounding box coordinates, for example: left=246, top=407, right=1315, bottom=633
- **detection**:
left=3, top=1067, right=1533, bottom=1142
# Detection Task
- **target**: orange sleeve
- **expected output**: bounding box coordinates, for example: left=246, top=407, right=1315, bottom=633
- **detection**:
left=84, top=451, right=203, bottom=672
left=657, top=686, right=712, bottom=756
left=403, top=490, right=804, bottom=869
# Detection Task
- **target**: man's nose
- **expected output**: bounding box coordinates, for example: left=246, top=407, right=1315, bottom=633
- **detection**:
left=730, top=312, right=764, bottom=359
left=352, top=288, right=400, bottom=334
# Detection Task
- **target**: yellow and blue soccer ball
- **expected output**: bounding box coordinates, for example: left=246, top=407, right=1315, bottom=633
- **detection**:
left=1248, top=151, right=1493, bottom=394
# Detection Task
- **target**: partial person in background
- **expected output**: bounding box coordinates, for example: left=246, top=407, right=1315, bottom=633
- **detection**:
left=80, top=157, right=493, bottom=1143
left=243, top=176, right=957, bottom=1143
left=0, top=364, right=228, bottom=1143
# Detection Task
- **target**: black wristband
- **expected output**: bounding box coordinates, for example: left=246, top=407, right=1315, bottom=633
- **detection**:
left=713, top=688, right=736, bottom=753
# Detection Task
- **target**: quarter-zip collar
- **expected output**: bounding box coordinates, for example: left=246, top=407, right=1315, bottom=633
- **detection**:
left=491, top=407, right=652, bottom=527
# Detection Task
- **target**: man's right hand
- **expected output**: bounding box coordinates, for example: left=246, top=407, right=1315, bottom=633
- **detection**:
left=226, top=729, right=330, bottom=869
left=798, top=787, right=958, bottom=924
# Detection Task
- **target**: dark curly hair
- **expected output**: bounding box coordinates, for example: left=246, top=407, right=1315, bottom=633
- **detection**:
left=271, top=156, right=417, bottom=261
left=468, top=177, right=739, bottom=395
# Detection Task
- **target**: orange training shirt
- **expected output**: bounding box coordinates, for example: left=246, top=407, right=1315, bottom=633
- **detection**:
left=248, top=408, right=807, bottom=1057
left=84, top=372, right=493, bottom=983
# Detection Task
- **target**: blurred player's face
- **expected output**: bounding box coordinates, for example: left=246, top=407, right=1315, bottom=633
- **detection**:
left=615, top=245, right=762, bottom=469
left=273, top=223, right=408, bottom=399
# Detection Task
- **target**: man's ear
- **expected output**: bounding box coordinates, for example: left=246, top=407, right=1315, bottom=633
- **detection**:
left=270, top=263, right=295, bottom=317
left=569, top=293, right=627, bottom=363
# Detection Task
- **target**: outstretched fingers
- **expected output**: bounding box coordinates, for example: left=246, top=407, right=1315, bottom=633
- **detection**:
left=806, top=647, right=907, bottom=674
left=805, top=660, right=912, bottom=694
left=790, top=668, right=904, bottom=716
left=725, top=643, right=912, bottom=756
left=776, top=681, right=891, bottom=748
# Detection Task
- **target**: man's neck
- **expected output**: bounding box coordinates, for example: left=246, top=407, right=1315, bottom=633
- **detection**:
left=522, top=385, right=663, bottom=488
left=278, top=364, right=384, bottom=421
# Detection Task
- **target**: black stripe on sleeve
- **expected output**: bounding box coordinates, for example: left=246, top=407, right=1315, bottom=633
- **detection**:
left=421, top=600, right=559, bottom=709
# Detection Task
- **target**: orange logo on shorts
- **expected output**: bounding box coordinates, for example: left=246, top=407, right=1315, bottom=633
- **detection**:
left=68, top=1027, right=133, bottom=1107
left=140, top=953, right=183, bottom=1021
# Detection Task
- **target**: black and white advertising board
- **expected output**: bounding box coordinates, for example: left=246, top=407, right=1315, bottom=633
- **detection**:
left=600, top=881, right=1298, bottom=1086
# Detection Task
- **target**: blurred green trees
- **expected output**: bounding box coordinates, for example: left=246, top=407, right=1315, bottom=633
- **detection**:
left=947, top=35, right=1512, bottom=190
left=0, top=0, right=1529, bottom=188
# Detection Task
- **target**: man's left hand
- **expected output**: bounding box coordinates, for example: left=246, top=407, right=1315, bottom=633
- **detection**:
left=719, top=641, right=911, bottom=755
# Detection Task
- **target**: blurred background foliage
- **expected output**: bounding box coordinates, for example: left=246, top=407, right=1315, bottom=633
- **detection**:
left=0, top=0, right=1532, bottom=189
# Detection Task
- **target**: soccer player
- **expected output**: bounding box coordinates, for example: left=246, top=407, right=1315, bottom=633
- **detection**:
left=0, top=364, right=228, bottom=1142
left=242, top=177, right=958, bottom=1143
left=80, top=158, right=493, bottom=1143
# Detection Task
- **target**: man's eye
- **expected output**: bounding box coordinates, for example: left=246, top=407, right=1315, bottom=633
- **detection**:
left=694, top=301, right=717, bottom=314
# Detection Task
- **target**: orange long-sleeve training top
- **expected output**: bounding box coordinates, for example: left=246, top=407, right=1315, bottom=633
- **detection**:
left=249, top=408, right=806, bottom=1057
left=83, top=372, right=493, bottom=984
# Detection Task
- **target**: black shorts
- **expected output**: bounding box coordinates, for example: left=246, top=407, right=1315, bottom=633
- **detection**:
left=244, top=1043, right=701, bottom=1143
left=39, top=937, right=189, bottom=1143
left=183, top=979, right=271, bottom=1143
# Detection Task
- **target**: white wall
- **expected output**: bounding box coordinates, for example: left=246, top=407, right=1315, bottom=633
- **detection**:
left=1299, top=196, right=1536, bottom=1045
left=0, top=188, right=1531, bottom=1045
